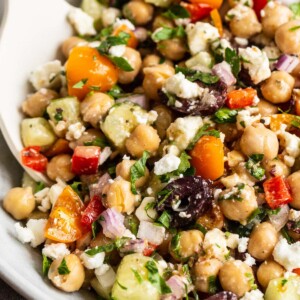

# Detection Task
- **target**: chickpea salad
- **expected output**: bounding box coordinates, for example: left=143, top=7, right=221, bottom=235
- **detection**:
left=4, top=0, right=300, bottom=299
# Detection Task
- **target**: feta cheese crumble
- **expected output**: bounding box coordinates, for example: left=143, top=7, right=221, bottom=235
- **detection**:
left=163, top=72, right=203, bottom=99
left=108, top=45, right=126, bottom=57
left=185, top=51, right=214, bottom=73
left=68, top=8, right=97, bottom=36
left=239, top=46, right=271, bottom=84
left=137, top=221, right=166, bottom=245
left=80, top=252, right=105, bottom=269
left=240, top=289, right=264, bottom=300
left=273, top=238, right=300, bottom=271
left=238, top=237, right=249, bottom=253
left=42, top=243, right=70, bottom=260
left=186, top=22, right=220, bottom=55
left=113, top=18, right=135, bottom=31
left=66, top=122, right=86, bottom=141
left=244, top=253, right=256, bottom=266
left=154, top=153, right=181, bottom=175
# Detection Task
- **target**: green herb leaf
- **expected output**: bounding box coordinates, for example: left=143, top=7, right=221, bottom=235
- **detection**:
left=218, top=183, right=245, bottom=202
left=145, top=260, right=172, bottom=294
left=225, top=48, right=241, bottom=78
left=35, top=181, right=45, bottom=193
left=92, top=221, right=100, bottom=239
left=175, top=66, right=219, bottom=84
left=170, top=233, right=181, bottom=259
left=245, top=154, right=265, bottom=180
left=192, top=223, right=208, bottom=234
left=98, top=34, right=130, bottom=54
left=107, top=85, right=131, bottom=99
left=289, top=25, right=300, bottom=32
left=54, top=108, right=63, bottom=121
left=72, top=78, right=88, bottom=89
left=281, top=227, right=295, bottom=244
left=116, top=280, right=127, bottom=290
left=70, top=181, right=83, bottom=198
left=131, top=268, right=143, bottom=284
left=42, top=255, right=52, bottom=276
left=290, top=3, right=300, bottom=17
left=144, top=201, right=156, bottom=220
left=84, top=137, right=109, bottom=148
left=208, top=275, right=218, bottom=294
left=58, top=258, right=71, bottom=275
left=157, top=189, right=172, bottom=207
left=152, top=26, right=186, bottom=42
left=162, top=5, right=190, bottom=19
left=85, top=243, right=116, bottom=256
left=127, top=215, right=139, bottom=235
left=213, top=107, right=238, bottom=124
left=109, top=56, right=134, bottom=71
left=130, top=151, right=150, bottom=194
left=157, top=211, right=171, bottom=228
left=187, top=124, right=220, bottom=150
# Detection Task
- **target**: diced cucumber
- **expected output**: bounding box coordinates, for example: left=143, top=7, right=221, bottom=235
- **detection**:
left=100, top=102, right=150, bottom=150
left=81, top=0, right=104, bottom=20
left=144, top=0, right=172, bottom=7
left=21, top=118, right=56, bottom=148
left=111, top=253, right=161, bottom=300
left=46, top=97, right=80, bottom=126
left=265, top=276, right=300, bottom=300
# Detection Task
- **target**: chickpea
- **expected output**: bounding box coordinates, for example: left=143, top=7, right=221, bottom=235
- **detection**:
left=80, top=92, right=114, bottom=128
left=170, top=230, right=204, bottom=262
left=261, top=2, right=292, bottom=38
left=143, top=64, right=175, bottom=101
left=240, top=124, right=279, bottom=160
left=287, top=171, right=300, bottom=209
left=46, top=154, right=75, bottom=182
left=61, top=36, right=86, bottom=58
left=69, top=129, right=104, bottom=150
left=116, top=159, right=149, bottom=188
left=158, top=38, right=186, bottom=61
left=275, top=20, right=300, bottom=55
left=248, top=222, right=278, bottom=261
left=257, top=260, right=284, bottom=289
left=142, top=54, right=173, bottom=69
left=3, top=187, right=35, bottom=220
left=122, top=0, right=154, bottom=25
left=118, top=47, right=142, bottom=84
left=261, top=71, right=295, bottom=104
left=263, top=159, right=291, bottom=179
left=196, top=203, right=224, bottom=231
left=22, top=89, right=58, bottom=118
left=229, top=6, right=262, bottom=38
left=219, top=260, right=253, bottom=297
left=102, top=177, right=140, bottom=213
left=257, top=99, right=278, bottom=117
left=152, top=16, right=174, bottom=31
left=125, top=124, right=160, bottom=157
left=218, top=184, right=258, bottom=224
left=193, top=259, right=223, bottom=293
left=152, top=105, right=173, bottom=139
left=48, top=254, right=85, bottom=292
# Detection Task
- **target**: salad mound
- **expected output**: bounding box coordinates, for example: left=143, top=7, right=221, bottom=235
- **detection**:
left=3, top=0, right=300, bottom=299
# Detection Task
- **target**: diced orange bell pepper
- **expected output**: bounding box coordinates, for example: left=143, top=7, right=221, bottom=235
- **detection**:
left=112, top=24, right=138, bottom=49
left=269, top=114, right=297, bottom=132
left=190, top=135, right=224, bottom=180
left=263, top=176, right=293, bottom=209
left=189, top=0, right=223, bottom=9
left=45, top=186, right=84, bottom=242
left=226, top=88, right=257, bottom=109
left=210, top=9, right=223, bottom=36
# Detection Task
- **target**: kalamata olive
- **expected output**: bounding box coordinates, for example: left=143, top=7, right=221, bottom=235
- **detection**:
left=156, top=176, right=213, bottom=227
left=160, top=81, right=227, bottom=116
left=286, top=221, right=300, bottom=234
left=205, top=291, right=238, bottom=300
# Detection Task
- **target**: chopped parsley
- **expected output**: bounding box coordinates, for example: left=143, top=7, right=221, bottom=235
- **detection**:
left=72, top=78, right=88, bottom=89
left=245, top=272, right=257, bottom=290
left=92, top=221, right=100, bottom=239
left=152, top=26, right=186, bottom=42
left=58, top=258, right=71, bottom=275
left=84, top=137, right=109, bottom=148
left=116, top=280, right=127, bottom=290
left=42, top=255, right=52, bottom=276
left=109, top=56, right=134, bottom=71
left=170, top=233, right=181, bottom=259
left=175, top=66, right=219, bottom=84
left=144, top=260, right=172, bottom=294
left=225, top=47, right=241, bottom=78
left=218, top=183, right=245, bottom=201
left=289, top=25, right=300, bottom=32
left=35, top=181, right=45, bottom=193
left=157, top=211, right=172, bottom=228
left=245, top=154, right=265, bottom=180
left=131, top=268, right=143, bottom=284
left=162, top=5, right=190, bottom=19
left=208, top=275, right=218, bottom=294
left=54, top=108, right=63, bottom=121
left=85, top=238, right=129, bottom=256
left=130, top=151, right=150, bottom=194
left=157, top=189, right=172, bottom=208
left=213, top=107, right=238, bottom=124
left=107, top=85, right=131, bottom=99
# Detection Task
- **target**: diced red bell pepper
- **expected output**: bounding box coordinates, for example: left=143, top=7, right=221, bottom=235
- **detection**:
left=143, top=243, right=158, bottom=256
left=71, top=146, right=101, bottom=175
left=226, top=87, right=257, bottom=109
left=253, top=0, right=267, bottom=20
left=180, top=2, right=213, bottom=22
left=263, top=176, right=293, bottom=209
left=81, top=195, right=104, bottom=229
left=293, top=268, right=300, bottom=276
left=21, top=146, right=48, bottom=172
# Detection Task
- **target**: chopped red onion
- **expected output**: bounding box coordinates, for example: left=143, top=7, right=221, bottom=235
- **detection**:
left=269, top=204, right=290, bottom=231
left=275, top=54, right=299, bottom=73
left=119, top=239, right=146, bottom=254
left=134, top=27, right=148, bottom=42
left=162, top=276, right=186, bottom=300
left=89, top=173, right=111, bottom=198
left=100, top=208, right=126, bottom=239
left=212, top=61, right=237, bottom=86
left=116, top=94, right=149, bottom=110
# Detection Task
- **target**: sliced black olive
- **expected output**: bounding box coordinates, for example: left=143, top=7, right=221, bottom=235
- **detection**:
left=205, top=291, right=238, bottom=300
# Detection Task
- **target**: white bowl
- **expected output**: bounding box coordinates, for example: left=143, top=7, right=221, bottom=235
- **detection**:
left=0, top=0, right=94, bottom=298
